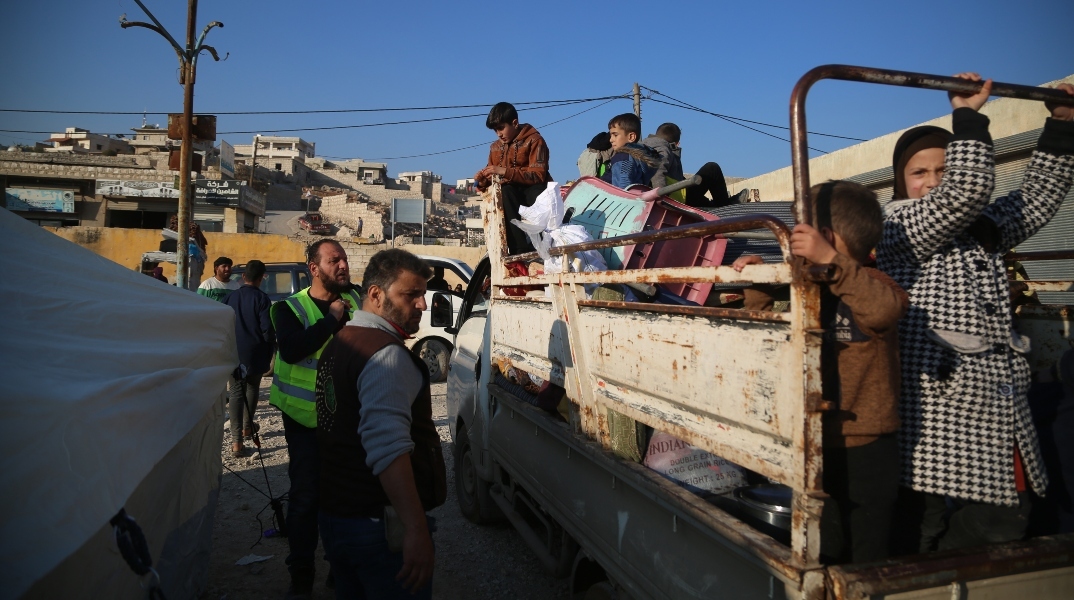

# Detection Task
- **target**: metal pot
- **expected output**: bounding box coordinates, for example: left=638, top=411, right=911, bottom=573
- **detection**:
left=732, top=484, right=793, bottom=537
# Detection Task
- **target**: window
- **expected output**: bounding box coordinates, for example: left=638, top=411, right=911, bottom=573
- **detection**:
left=96, top=144, right=102, bottom=150
left=260, top=272, right=293, bottom=296
left=275, top=163, right=282, bottom=171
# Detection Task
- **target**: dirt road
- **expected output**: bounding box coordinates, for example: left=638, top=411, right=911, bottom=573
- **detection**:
left=204, top=378, right=569, bottom=599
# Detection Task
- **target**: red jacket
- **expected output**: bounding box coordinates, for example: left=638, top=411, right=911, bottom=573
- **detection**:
left=476, top=124, right=552, bottom=191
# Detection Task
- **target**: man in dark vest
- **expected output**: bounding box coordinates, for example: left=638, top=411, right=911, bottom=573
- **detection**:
left=315, top=248, right=446, bottom=599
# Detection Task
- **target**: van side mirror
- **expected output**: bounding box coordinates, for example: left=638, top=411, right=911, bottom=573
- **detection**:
left=430, top=293, right=453, bottom=328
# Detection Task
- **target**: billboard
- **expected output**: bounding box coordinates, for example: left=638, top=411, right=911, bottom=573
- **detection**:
left=5, top=188, right=76, bottom=213
left=391, top=198, right=426, bottom=224
left=219, top=140, right=235, bottom=179
left=194, top=178, right=241, bottom=205
left=192, top=179, right=265, bottom=216
left=96, top=179, right=179, bottom=198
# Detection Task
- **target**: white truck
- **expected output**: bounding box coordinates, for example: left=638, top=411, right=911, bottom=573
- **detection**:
left=439, top=66, right=1074, bottom=599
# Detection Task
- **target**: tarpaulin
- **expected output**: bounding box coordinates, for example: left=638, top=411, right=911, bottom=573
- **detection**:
left=0, top=208, right=237, bottom=599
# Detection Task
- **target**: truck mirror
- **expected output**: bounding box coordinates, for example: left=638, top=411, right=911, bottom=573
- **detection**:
left=430, top=293, right=453, bottom=327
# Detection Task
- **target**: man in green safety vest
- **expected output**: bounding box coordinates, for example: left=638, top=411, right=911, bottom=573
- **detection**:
left=269, top=239, right=361, bottom=598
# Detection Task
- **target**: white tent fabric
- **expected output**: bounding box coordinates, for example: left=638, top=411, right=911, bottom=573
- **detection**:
left=0, top=208, right=237, bottom=599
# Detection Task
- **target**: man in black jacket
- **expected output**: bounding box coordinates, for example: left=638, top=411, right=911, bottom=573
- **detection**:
left=224, top=260, right=274, bottom=457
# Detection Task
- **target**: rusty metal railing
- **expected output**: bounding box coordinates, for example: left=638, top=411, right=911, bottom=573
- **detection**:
left=504, top=214, right=793, bottom=263
left=1007, top=249, right=1074, bottom=262
left=790, top=65, right=1074, bottom=227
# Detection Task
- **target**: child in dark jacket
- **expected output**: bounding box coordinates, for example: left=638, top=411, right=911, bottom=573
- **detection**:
left=601, top=113, right=661, bottom=189
left=475, top=102, right=553, bottom=255
left=734, top=181, right=909, bottom=563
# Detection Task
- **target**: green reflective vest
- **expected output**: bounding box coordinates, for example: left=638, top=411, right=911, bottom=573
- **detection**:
left=269, top=287, right=361, bottom=427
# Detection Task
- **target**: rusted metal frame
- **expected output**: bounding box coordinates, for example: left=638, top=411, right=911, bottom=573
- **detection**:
left=826, top=533, right=1074, bottom=597
left=504, top=214, right=794, bottom=264
left=494, top=295, right=553, bottom=303
left=496, top=265, right=791, bottom=290
left=1023, top=281, right=1074, bottom=292
left=549, top=279, right=609, bottom=447
left=496, top=266, right=791, bottom=293
left=786, top=64, right=1074, bottom=574
left=558, top=263, right=793, bottom=286
left=790, top=64, right=1074, bottom=228
left=788, top=274, right=825, bottom=570
left=576, top=300, right=791, bottom=323
left=1007, top=250, right=1074, bottom=262
left=484, top=180, right=510, bottom=292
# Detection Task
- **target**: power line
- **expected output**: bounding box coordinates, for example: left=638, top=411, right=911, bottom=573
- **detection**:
left=647, top=97, right=829, bottom=154
left=0, top=97, right=620, bottom=137
left=362, top=95, right=628, bottom=162
left=642, top=87, right=867, bottom=142
left=0, top=95, right=626, bottom=116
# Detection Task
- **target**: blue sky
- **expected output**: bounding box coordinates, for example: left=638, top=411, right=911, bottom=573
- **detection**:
left=1, top=0, right=1071, bottom=186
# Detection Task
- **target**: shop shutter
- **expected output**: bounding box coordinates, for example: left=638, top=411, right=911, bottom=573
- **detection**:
left=193, top=205, right=225, bottom=221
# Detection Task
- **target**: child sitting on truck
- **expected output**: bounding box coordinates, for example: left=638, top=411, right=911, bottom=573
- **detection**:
left=475, top=102, right=554, bottom=255
left=601, top=113, right=662, bottom=189
left=733, top=180, right=909, bottom=563
left=878, top=75, right=1074, bottom=554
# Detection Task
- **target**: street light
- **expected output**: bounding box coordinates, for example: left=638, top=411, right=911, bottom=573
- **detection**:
left=120, top=0, right=225, bottom=290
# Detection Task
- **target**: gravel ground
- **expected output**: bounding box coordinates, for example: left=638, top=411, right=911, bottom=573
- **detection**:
left=204, top=378, right=569, bottom=599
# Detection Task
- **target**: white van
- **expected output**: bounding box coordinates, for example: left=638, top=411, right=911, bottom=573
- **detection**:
left=410, top=255, right=472, bottom=382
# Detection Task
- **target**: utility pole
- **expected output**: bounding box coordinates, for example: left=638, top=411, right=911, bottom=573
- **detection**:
left=633, top=82, right=642, bottom=120
left=249, top=134, right=259, bottom=188
left=121, top=0, right=224, bottom=290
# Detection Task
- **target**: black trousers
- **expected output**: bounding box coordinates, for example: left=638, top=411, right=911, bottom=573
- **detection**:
left=893, top=487, right=1032, bottom=554
left=227, top=371, right=260, bottom=444
left=821, top=435, right=900, bottom=563
left=500, top=182, right=545, bottom=256
left=684, top=162, right=731, bottom=209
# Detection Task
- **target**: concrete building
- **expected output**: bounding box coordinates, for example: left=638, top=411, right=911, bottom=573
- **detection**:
left=128, top=124, right=212, bottom=155
left=234, top=136, right=315, bottom=171
left=46, top=127, right=132, bottom=155
left=0, top=150, right=262, bottom=232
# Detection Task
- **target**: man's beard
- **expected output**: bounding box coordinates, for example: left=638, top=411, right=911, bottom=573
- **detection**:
left=318, top=270, right=349, bottom=295
left=383, top=295, right=419, bottom=334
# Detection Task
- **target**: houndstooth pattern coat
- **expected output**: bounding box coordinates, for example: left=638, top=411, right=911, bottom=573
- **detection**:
left=878, top=116, right=1074, bottom=507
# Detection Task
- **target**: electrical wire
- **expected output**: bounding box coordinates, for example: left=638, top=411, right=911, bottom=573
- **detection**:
left=357, top=95, right=628, bottom=161
left=642, top=86, right=867, bottom=142
left=646, top=97, right=829, bottom=154
left=0, top=95, right=626, bottom=116
left=0, top=97, right=620, bottom=137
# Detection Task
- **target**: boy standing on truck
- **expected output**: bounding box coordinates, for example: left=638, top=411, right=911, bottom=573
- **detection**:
left=602, top=113, right=662, bottom=190
left=474, top=102, right=553, bottom=255
left=734, top=181, right=908, bottom=562
left=878, top=75, right=1074, bottom=553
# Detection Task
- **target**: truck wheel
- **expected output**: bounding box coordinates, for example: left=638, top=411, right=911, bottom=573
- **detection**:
left=419, top=338, right=451, bottom=382
left=455, top=425, right=500, bottom=524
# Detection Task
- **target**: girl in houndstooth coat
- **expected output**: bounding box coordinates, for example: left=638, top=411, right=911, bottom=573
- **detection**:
left=877, top=74, right=1074, bottom=551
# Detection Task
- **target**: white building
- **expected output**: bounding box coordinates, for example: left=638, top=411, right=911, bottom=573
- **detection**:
left=46, top=127, right=131, bottom=155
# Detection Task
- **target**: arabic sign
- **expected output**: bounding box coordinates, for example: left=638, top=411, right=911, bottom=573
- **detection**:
left=194, top=178, right=241, bottom=205
left=392, top=198, right=426, bottom=224
left=96, top=179, right=179, bottom=198
left=219, top=140, right=235, bottom=178
left=192, top=179, right=265, bottom=216
left=239, top=186, right=265, bottom=216
left=5, top=187, right=76, bottom=213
